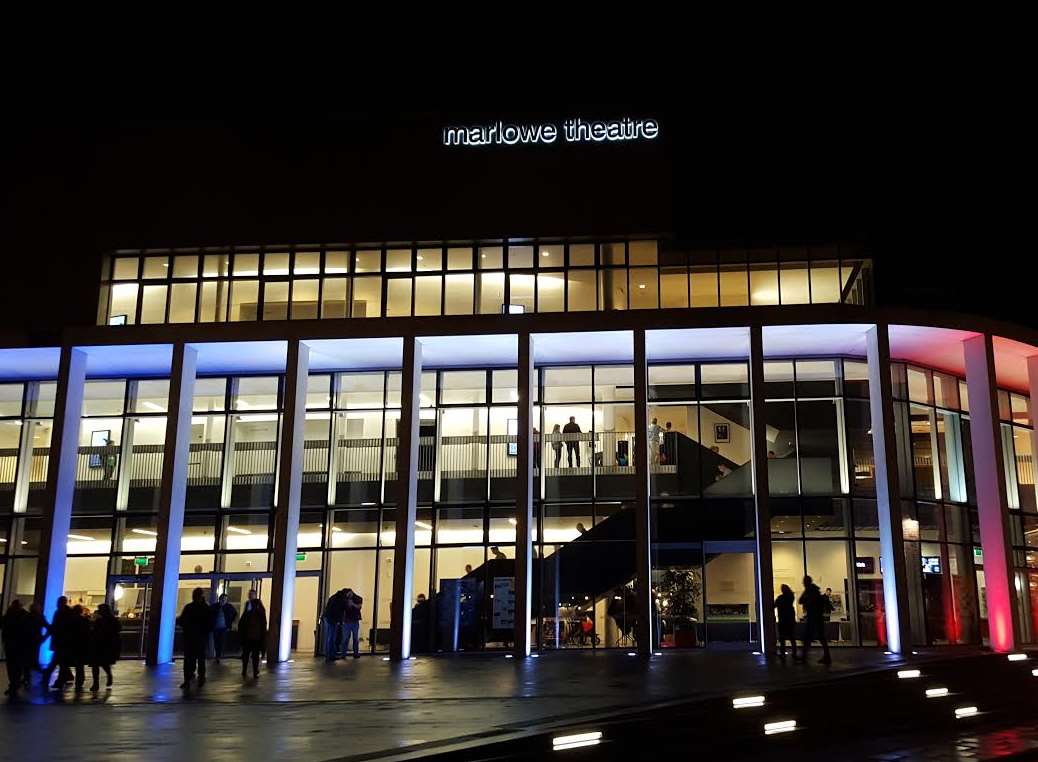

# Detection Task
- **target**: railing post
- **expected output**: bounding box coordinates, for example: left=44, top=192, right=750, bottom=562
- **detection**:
left=34, top=346, right=87, bottom=664
left=965, top=333, right=1022, bottom=651
left=866, top=324, right=914, bottom=654
left=267, top=339, right=310, bottom=665
left=749, top=325, right=777, bottom=656
left=146, top=342, right=197, bottom=666
left=633, top=328, right=654, bottom=656
left=514, top=331, right=535, bottom=656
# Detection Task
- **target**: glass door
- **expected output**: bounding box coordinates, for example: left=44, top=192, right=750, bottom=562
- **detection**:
left=109, top=577, right=151, bottom=658
left=702, top=541, right=758, bottom=646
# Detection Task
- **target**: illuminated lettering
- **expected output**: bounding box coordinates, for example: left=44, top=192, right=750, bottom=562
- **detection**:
left=444, top=117, right=659, bottom=147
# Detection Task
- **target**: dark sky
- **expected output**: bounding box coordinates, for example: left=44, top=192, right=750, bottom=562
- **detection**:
left=0, top=100, right=1012, bottom=344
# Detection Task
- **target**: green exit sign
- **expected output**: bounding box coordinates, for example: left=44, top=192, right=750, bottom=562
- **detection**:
left=296, top=552, right=307, bottom=562
left=134, top=556, right=149, bottom=567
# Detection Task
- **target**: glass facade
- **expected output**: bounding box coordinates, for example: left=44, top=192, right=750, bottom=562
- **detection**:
left=97, top=241, right=873, bottom=326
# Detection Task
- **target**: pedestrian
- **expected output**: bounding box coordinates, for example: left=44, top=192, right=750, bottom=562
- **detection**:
left=321, top=589, right=346, bottom=661
left=648, top=417, right=662, bottom=467
left=562, top=417, right=582, bottom=468
left=177, top=588, right=213, bottom=690
left=1, top=600, right=31, bottom=697
left=26, top=602, right=49, bottom=688
left=774, top=584, right=796, bottom=659
left=551, top=423, right=563, bottom=468
left=797, top=575, right=832, bottom=664
left=342, top=588, right=363, bottom=659
left=238, top=590, right=267, bottom=679
left=68, top=605, right=91, bottom=691
left=88, top=603, right=121, bottom=692
left=44, top=596, right=75, bottom=689
left=210, top=593, right=238, bottom=663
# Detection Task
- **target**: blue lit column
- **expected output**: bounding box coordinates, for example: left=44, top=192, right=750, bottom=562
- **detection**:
left=749, top=325, right=777, bottom=655
left=964, top=334, right=1021, bottom=652
left=146, top=342, right=197, bottom=666
left=514, top=332, right=535, bottom=657
left=633, top=328, right=654, bottom=656
left=267, top=339, right=310, bottom=665
left=866, top=325, right=913, bottom=654
left=390, top=337, right=422, bottom=661
left=33, top=346, right=87, bottom=662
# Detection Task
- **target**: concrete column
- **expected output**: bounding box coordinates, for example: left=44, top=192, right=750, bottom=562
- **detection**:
left=866, top=325, right=914, bottom=654
left=267, top=340, right=310, bottom=664
left=220, top=378, right=238, bottom=509
left=748, top=325, right=777, bottom=654
left=12, top=384, right=36, bottom=511
left=146, top=343, right=197, bottom=665
left=33, top=346, right=87, bottom=662
left=514, top=332, right=535, bottom=656
left=964, top=334, right=1022, bottom=651
left=390, top=337, right=422, bottom=661
left=633, top=328, right=654, bottom=656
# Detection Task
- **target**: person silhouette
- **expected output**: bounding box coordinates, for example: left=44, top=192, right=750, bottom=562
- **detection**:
left=797, top=575, right=832, bottom=664
left=773, top=584, right=796, bottom=659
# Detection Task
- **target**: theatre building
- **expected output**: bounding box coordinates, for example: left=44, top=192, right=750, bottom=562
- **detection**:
left=1, top=115, right=1036, bottom=666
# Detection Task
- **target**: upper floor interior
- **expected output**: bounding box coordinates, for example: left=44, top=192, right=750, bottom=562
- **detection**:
left=96, top=237, right=872, bottom=327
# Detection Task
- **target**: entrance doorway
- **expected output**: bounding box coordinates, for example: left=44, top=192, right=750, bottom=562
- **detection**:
left=702, top=542, right=758, bottom=646
left=109, top=577, right=151, bottom=658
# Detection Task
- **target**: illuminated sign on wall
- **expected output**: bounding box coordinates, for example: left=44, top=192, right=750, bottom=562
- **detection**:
left=443, top=117, right=659, bottom=147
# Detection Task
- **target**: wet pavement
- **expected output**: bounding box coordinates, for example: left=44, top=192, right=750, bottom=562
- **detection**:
left=0, top=647, right=1004, bottom=761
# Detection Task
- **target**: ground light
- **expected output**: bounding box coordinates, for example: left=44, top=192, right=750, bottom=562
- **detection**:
left=897, top=669, right=921, bottom=679
left=552, top=731, right=602, bottom=751
left=732, top=696, right=765, bottom=709
left=955, top=706, right=978, bottom=718
left=1007, top=653, right=1028, bottom=661
left=926, top=688, right=949, bottom=698
left=763, top=720, right=797, bottom=736
left=1032, top=668, right=1038, bottom=677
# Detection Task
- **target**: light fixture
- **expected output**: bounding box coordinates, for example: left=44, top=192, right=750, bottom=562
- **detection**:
left=883, top=651, right=894, bottom=655
left=627, top=652, right=636, bottom=657
left=925, top=687, right=949, bottom=698
left=955, top=706, right=978, bottom=718
left=113, top=584, right=125, bottom=602
left=0, top=538, right=6, bottom=543
left=531, top=653, right=540, bottom=658
left=131, top=528, right=158, bottom=537
left=142, top=401, right=165, bottom=412
left=541, top=250, right=550, bottom=257
left=382, top=657, right=390, bottom=661
left=409, top=656, right=416, bottom=660
left=415, top=521, right=433, bottom=530
left=1008, top=653, right=1028, bottom=661
left=67, top=534, right=94, bottom=541
left=897, top=669, right=920, bottom=679
left=225, top=526, right=252, bottom=535
left=638, top=284, right=646, bottom=289
left=733, top=695, right=765, bottom=709
left=505, top=654, right=514, bottom=659
left=331, top=527, right=342, bottom=533
left=654, top=652, right=662, bottom=656
left=508, top=518, right=517, bottom=526
left=552, top=732, right=602, bottom=752
left=416, top=255, right=423, bottom=261
left=763, top=720, right=797, bottom=735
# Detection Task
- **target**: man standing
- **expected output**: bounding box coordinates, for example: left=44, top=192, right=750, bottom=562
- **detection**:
left=562, top=416, right=582, bottom=468
left=797, top=575, right=832, bottom=664
left=210, top=593, right=238, bottom=663
left=647, top=417, right=663, bottom=467
left=178, top=588, right=213, bottom=690
left=342, top=589, right=363, bottom=659
left=321, top=589, right=346, bottom=661
left=45, top=596, right=75, bottom=689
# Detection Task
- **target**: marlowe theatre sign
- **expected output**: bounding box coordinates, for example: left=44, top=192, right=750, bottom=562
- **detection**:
left=443, top=117, right=659, bottom=147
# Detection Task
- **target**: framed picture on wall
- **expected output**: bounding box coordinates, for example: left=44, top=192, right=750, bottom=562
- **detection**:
left=89, top=429, right=111, bottom=468
left=714, top=422, right=730, bottom=444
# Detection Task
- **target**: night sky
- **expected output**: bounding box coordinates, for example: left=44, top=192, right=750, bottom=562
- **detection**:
left=0, top=102, right=1012, bottom=344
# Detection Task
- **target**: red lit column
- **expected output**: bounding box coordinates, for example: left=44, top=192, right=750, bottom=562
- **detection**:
left=964, top=334, right=1022, bottom=651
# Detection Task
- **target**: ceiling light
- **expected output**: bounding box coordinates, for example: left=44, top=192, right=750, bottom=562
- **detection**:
left=638, top=284, right=646, bottom=289
left=225, top=526, right=252, bottom=535
left=416, top=255, right=423, bottom=261
left=331, top=527, right=342, bottom=533
left=142, top=401, right=164, bottom=412
left=67, top=534, right=94, bottom=541
left=508, top=518, right=517, bottom=526
left=415, top=521, right=433, bottom=530
left=131, top=528, right=158, bottom=537
left=541, top=251, right=550, bottom=257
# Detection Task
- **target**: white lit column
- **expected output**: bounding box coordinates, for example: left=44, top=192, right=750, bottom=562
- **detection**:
left=514, top=332, right=535, bottom=657
left=146, top=342, right=197, bottom=666
left=633, top=328, right=654, bottom=656
left=866, top=325, right=913, bottom=654
left=749, top=325, right=777, bottom=654
left=267, top=339, right=310, bottom=665
left=965, top=334, right=1021, bottom=652
left=390, top=337, right=422, bottom=661
left=33, top=346, right=87, bottom=662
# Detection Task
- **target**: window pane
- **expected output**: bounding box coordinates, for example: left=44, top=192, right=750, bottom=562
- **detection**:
left=479, top=246, right=503, bottom=269
left=133, top=380, right=170, bottom=413
left=477, top=272, right=504, bottom=314
left=199, top=281, right=228, bottom=323
left=172, top=255, right=198, bottom=279
left=600, top=242, right=625, bottom=266
left=168, top=283, right=197, bottom=323
left=235, top=377, right=279, bottom=411
left=648, top=365, right=695, bottom=401
left=660, top=268, right=688, bottom=308
left=700, top=364, right=749, bottom=399
left=719, top=266, right=748, bottom=307
left=193, top=378, right=226, bottom=413
left=629, top=268, right=658, bottom=309
left=447, top=247, right=472, bottom=270
left=337, top=372, right=384, bottom=409
left=598, top=269, right=627, bottom=310
left=108, top=283, right=139, bottom=325
left=779, top=262, right=810, bottom=304
left=140, top=285, right=168, bottom=324
left=83, top=381, right=126, bottom=416
left=843, top=360, right=870, bottom=398
left=143, top=256, right=168, bottom=279
left=628, top=240, right=657, bottom=266
left=113, top=257, right=139, bottom=280
left=1011, top=394, right=1031, bottom=427
left=750, top=264, right=779, bottom=305
left=796, top=360, right=840, bottom=397
left=764, top=361, right=795, bottom=399
left=508, top=245, right=534, bottom=269
left=234, top=253, right=260, bottom=276
left=537, top=273, right=565, bottom=312
left=321, top=278, right=349, bottom=319
left=263, top=252, right=289, bottom=276
left=203, top=254, right=230, bottom=278
left=690, top=266, right=718, bottom=307
left=569, top=244, right=594, bottom=266
left=444, top=274, right=474, bottom=315
left=508, top=273, right=534, bottom=312
left=386, top=249, right=411, bottom=272
left=351, top=276, right=382, bottom=317
left=355, top=250, right=380, bottom=273
left=291, top=279, right=319, bottom=319
left=810, top=261, right=841, bottom=303
left=798, top=400, right=844, bottom=494
left=567, top=270, right=596, bottom=311
left=416, top=248, right=442, bottom=271
left=262, top=281, right=289, bottom=321
left=701, top=401, right=752, bottom=495
left=386, top=279, right=412, bottom=317
left=440, top=371, right=486, bottom=404
left=767, top=401, right=798, bottom=495
left=491, top=370, right=518, bottom=403
left=325, top=250, right=349, bottom=274
left=846, top=400, right=876, bottom=495
left=595, top=366, right=633, bottom=402
left=229, top=280, right=259, bottom=321
left=538, top=244, right=563, bottom=268
left=543, top=367, right=592, bottom=403
left=413, top=276, right=442, bottom=316
left=907, top=367, right=932, bottom=404
left=294, top=251, right=321, bottom=275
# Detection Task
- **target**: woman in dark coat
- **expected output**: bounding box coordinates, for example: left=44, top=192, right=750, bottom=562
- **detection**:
left=774, top=584, right=797, bottom=659
left=88, top=603, right=121, bottom=691
left=68, top=605, right=91, bottom=690
left=1, top=600, right=31, bottom=697
left=238, top=590, right=267, bottom=679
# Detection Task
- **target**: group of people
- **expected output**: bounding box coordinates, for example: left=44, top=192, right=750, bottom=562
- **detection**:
left=774, top=575, right=834, bottom=664
left=321, top=588, right=363, bottom=660
left=549, top=417, right=585, bottom=468
left=0, top=596, right=121, bottom=697
left=177, top=588, right=267, bottom=690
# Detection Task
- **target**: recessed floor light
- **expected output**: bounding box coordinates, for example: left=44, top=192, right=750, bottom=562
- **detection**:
left=926, top=687, right=949, bottom=698
left=733, top=695, right=765, bottom=709
left=1008, top=653, right=1028, bottom=662
left=955, top=706, right=978, bottom=718
left=897, top=669, right=921, bottom=679
left=552, top=731, right=602, bottom=751
left=764, top=720, right=797, bottom=735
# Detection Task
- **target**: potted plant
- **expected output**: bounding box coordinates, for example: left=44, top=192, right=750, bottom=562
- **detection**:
left=656, top=568, right=701, bottom=648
